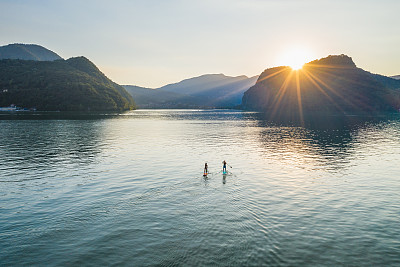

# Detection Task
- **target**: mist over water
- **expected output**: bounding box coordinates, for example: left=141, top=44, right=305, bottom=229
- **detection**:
left=1, top=110, right=399, bottom=266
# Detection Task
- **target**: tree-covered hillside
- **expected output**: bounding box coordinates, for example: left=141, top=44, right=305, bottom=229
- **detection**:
left=0, top=57, right=135, bottom=111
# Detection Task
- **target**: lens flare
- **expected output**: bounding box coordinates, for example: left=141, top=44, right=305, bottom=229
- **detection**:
left=280, top=46, right=314, bottom=70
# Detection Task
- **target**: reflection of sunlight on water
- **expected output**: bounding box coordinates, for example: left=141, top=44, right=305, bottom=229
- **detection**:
left=1, top=110, right=400, bottom=266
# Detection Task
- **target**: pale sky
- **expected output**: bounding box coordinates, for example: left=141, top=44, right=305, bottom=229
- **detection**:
left=1, top=0, right=399, bottom=88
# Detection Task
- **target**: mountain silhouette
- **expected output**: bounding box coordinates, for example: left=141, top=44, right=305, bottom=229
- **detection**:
left=123, top=85, right=201, bottom=109
left=242, top=55, right=400, bottom=119
left=124, top=74, right=258, bottom=108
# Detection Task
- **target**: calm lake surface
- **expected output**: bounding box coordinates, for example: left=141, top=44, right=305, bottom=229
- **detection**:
left=1, top=110, right=400, bottom=266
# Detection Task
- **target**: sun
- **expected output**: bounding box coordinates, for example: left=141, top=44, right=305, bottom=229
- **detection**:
left=280, top=46, right=315, bottom=70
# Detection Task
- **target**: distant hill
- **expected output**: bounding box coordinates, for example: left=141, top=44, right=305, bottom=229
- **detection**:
left=123, top=85, right=201, bottom=109
left=391, top=75, right=400, bottom=80
left=124, top=74, right=258, bottom=109
left=0, top=43, right=62, bottom=61
left=0, top=57, right=135, bottom=111
left=159, top=74, right=258, bottom=107
left=159, top=74, right=250, bottom=94
left=242, top=54, right=400, bottom=118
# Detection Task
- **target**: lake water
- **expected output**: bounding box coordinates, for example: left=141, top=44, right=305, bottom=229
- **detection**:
left=1, top=110, right=400, bottom=266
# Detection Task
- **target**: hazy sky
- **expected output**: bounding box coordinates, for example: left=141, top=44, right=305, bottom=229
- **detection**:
left=1, top=0, right=399, bottom=87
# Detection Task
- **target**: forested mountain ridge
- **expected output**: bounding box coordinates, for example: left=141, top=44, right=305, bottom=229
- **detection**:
left=0, top=57, right=135, bottom=111
left=242, top=55, right=400, bottom=118
left=0, top=43, right=62, bottom=61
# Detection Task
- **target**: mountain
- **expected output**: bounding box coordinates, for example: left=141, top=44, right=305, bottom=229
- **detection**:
left=0, top=57, right=135, bottom=111
left=159, top=74, right=251, bottom=94
left=123, top=85, right=201, bottom=109
left=0, top=43, right=62, bottom=61
left=242, top=54, right=400, bottom=118
left=391, top=75, right=400, bottom=80
left=159, top=74, right=258, bottom=107
left=124, top=74, right=258, bottom=109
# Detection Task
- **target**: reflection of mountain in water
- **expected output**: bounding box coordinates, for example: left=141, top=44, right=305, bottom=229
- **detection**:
left=244, top=113, right=400, bottom=171
left=0, top=119, right=104, bottom=182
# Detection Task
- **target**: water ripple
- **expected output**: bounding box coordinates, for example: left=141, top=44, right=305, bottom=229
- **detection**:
left=1, top=111, right=400, bottom=266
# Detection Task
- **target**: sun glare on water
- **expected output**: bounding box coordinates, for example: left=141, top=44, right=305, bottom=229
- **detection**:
left=280, top=47, right=315, bottom=70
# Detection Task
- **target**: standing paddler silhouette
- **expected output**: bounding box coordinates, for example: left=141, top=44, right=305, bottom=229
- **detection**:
left=203, top=162, right=208, bottom=176
left=222, top=160, right=227, bottom=174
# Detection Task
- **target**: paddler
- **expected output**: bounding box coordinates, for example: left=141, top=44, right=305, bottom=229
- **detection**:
left=222, top=160, right=227, bottom=174
left=204, top=163, right=208, bottom=176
